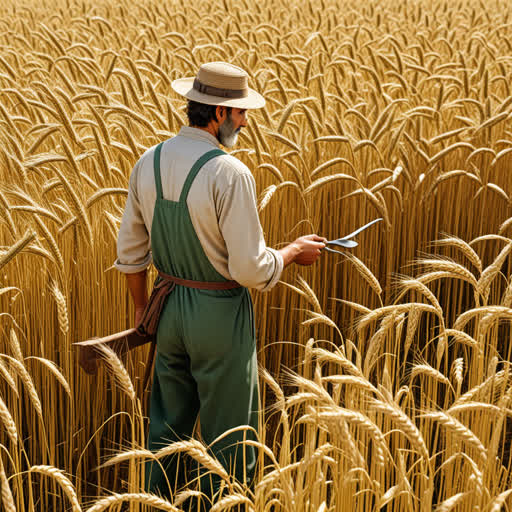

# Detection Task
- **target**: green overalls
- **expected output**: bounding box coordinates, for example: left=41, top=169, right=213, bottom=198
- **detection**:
left=145, top=142, right=259, bottom=504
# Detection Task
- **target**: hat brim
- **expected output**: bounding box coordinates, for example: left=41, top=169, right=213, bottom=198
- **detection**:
left=172, top=77, right=265, bottom=109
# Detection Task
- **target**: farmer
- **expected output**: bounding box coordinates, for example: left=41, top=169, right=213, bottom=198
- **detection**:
left=114, top=61, right=326, bottom=504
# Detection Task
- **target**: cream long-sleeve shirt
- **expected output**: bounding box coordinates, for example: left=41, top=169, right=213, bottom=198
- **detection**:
left=115, top=126, right=284, bottom=292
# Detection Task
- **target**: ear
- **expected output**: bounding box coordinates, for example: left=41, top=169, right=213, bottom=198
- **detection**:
left=216, top=105, right=227, bottom=123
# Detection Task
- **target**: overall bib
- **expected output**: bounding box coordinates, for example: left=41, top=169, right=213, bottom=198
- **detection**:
left=145, top=141, right=259, bottom=503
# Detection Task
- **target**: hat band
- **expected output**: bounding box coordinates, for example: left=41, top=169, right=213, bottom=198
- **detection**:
left=193, top=78, right=247, bottom=99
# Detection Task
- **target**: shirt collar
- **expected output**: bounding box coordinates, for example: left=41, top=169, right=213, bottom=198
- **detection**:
left=178, top=126, right=220, bottom=148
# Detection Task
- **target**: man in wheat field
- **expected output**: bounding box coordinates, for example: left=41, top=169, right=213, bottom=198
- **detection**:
left=115, top=61, right=325, bottom=505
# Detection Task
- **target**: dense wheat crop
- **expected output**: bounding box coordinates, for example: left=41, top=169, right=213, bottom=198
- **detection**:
left=1, top=0, right=512, bottom=509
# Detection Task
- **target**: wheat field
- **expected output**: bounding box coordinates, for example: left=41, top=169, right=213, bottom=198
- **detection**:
left=1, top=0, right=512, bottom=510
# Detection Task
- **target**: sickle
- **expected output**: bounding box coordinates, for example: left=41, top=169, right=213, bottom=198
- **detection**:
left=325, top=218, right=383, bottom=253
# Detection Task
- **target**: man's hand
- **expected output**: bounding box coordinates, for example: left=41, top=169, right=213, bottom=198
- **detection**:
left=293, top=234, right=327, bottom=265
left=279, top=234, right=327, bottom=267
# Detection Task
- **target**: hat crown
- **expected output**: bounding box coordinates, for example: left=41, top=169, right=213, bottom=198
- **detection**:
left=197, top=62, right=248, bottom=91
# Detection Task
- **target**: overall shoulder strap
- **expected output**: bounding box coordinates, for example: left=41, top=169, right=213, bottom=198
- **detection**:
left=153, top=142, right=164, bottom=199
left=179, top=149, right=226, bottom=204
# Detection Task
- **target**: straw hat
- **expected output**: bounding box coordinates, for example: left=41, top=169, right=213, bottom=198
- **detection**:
left=171, top=61, right=265, bottom=109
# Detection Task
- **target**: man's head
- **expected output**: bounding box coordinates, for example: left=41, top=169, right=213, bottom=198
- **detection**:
left=172, top=62, right=264, bottom=147
left=186, top=100, right=247, bottom=148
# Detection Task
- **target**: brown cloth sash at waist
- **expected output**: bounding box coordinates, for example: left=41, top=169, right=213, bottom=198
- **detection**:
left=75, top=270, right=241, bottom=389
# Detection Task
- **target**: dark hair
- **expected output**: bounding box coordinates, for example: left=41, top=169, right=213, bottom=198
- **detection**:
left=186, top=100, right=231, bottom=127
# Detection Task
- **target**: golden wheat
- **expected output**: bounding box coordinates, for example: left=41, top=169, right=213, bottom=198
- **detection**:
left=2, top=0, right=512, bottom=510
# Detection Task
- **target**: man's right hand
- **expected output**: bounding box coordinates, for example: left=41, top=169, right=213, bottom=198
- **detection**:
left=279, top=234, right=327, bottom=267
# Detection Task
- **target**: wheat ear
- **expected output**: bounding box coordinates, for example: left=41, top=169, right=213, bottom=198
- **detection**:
left=0, top=230, right=36, bottom=269
left=433, top=235, right=482, bottom=273
left=476, top=243, right=512, bottom=301
left=318, top=408, right=386, bottom=469
left=95, top=344, right=135, bottom=401
left=102, top=439, right=230, bottom=481
left=85, top=493, right=179, bottom=512
left=346, top=253, right=383, bottom=296
left=489, top=489, right=512, bottom=512
left=452, top=358, right=464, bottom=396
left=422, top=412, right=487, bottom=463
left=29, top=465, right=81, bottom=512
left=0, top=397, right=17, bottom=446
left=0, top=359, right=17, bottom=396
left=372, top=399, right=429, bottom=462
left=411, top=364, right=452, bottom=388
left=0, top=455, right=15, bottom=512
left=173, top=490, right=202, bottom=507
left=51, top=282, right=69, bottom=335
left=25, top=357, right=71, bottom=396
left=435, top=492, right=467, bottom=512
left=1, top=355, right=43, bottom=420
left=210, top=494, right=254, bottom=512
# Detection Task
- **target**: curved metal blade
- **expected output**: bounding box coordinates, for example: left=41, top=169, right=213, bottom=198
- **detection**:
left=342, top=217, right=383, bottom=240
left=325, top=218, right=383, bottom=253
left=324, top=246, right=345, bottom=254
left=326, top=239, right=358, bottom=248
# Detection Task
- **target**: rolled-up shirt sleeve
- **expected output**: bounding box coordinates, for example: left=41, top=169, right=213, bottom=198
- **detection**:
left=114, top=159, right=152, bottom=273
left=218, top=170, right=284, bottom=291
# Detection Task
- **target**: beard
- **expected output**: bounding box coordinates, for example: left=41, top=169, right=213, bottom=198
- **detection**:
left=217, top=113, right=240, bottom=148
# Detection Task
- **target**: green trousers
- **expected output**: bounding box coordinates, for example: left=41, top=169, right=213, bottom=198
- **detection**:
left=145, top=143, right=259, bottom=506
